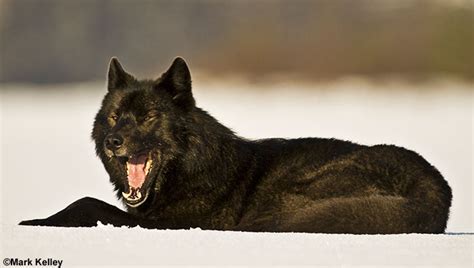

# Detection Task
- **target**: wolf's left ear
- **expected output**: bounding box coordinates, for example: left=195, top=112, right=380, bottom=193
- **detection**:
left=158, top=57, right=195, bottom=109
left=107, top=57, right=135, bottom=91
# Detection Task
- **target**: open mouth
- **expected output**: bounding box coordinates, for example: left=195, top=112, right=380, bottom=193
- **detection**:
left=121, top=152, right=154, bottom=207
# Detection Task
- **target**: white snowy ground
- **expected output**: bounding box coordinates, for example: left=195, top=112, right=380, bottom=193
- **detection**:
left=1, top=77, right=473, bottom=267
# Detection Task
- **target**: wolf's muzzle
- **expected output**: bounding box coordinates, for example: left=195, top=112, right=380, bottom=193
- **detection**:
left=105, top=134, right=124, bottom=151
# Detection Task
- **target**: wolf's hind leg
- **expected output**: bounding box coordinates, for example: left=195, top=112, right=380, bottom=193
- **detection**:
left=239, top=195, right=433, bottom=234
left=279, top=195, right=417, bottom=233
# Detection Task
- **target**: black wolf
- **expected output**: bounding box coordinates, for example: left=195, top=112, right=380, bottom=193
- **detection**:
left=20, top=57, right=452, bottom=233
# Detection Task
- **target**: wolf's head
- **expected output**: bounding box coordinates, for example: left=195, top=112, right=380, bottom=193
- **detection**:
left=92, top=57, right=195, bottom=208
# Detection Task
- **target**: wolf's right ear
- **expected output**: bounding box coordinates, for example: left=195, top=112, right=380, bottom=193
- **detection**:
left=107, top=57, right=134, bottom=91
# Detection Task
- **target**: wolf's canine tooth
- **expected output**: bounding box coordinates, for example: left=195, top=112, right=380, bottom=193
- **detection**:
left=144, top=159, right=152, bottom=175
left=122, top=187, right=142, bottom=201
left=122, top=190, right=131, bottom=199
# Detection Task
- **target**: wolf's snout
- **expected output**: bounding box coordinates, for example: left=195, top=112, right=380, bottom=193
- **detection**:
left=105, top=134, right=124, bottom=151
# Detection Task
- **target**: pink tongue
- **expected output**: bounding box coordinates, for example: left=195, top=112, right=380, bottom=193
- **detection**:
left=127, top=154, right=147, bottom=189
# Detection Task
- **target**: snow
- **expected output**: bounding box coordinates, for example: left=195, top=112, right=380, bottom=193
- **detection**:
left=1, top=77, right=473, bottom=266
left=1, top=224, right=472, bottom=266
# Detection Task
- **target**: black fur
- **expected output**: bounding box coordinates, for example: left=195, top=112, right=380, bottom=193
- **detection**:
left=20, top=57, right=452, bottom=233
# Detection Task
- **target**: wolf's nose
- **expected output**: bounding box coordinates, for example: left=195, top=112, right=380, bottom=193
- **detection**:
left=105, top=134, right=123, bottom=150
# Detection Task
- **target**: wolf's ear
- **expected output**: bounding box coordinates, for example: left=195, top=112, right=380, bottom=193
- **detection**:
left=159, top=57, right=195, bottom=109
left=107, top=57, right=134, bottom=91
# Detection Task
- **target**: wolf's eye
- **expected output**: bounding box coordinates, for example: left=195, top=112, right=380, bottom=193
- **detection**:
left=144, top=115, right=155, bottom=122
left=110, top=114, right=118, bottom=121
left=108, top=114, right=118, bottom=125
left=144, top=111, right=158, bottom=122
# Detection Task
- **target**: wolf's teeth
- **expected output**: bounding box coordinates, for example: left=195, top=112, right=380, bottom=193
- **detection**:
left=145, top=159, right=152, bottom=175
left=122, top=191, right=131, bottom=199
left=137, top=191, right=142, bottom=199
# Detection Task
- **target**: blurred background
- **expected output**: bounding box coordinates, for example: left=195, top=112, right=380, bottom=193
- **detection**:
left=1, top=0, right=472, bottom=83
left=1, top=0, right=473, bottom=232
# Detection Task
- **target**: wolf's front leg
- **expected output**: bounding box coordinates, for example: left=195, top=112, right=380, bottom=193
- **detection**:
left=19, top=197, right=155, bottom=228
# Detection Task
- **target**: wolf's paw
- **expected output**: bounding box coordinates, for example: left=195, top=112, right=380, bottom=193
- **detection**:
left=18, top=214, right=100, bottom=228
left=18, top=197, right=108, bottom=227
left=19, top=219, right=46, bottom=226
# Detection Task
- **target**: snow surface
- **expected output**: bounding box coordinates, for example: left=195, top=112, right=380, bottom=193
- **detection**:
left=1, top=77, right=473, bottom=266
left=2, top=224, right=473, bottom=267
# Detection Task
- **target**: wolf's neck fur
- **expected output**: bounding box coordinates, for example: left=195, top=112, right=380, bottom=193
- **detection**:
left=182, top=107, right=255, bottom=186
left=145, top=107, right=259, bottom=226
